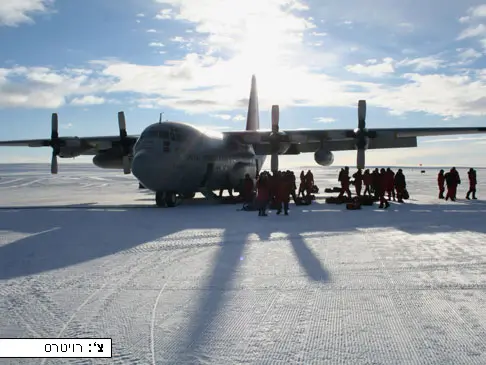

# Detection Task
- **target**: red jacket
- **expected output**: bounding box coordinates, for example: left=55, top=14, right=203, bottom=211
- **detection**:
left=363, top=173, right=371, bottom=185
left=385, top=171, right=395, bottom=190
left=438, top=173, right=445, bottom=187
left=276, top=177, right=292, bottom=203
left=256, top=179, right=269, bottom=202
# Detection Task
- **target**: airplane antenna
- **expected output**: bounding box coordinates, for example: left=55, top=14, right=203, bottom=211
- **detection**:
left=159, top=112, right=163, bottom=124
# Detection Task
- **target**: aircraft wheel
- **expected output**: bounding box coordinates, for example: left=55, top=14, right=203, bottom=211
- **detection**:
left=165, top=191, right=177, bottom=207
left=155, top=192, right=166, bottom=207
left=181, top=192, right=195, bottom=199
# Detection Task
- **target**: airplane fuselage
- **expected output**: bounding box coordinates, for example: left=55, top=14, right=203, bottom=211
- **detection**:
left=130, top=122, right=266, bottom=195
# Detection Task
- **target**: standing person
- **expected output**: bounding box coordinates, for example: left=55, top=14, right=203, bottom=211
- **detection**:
left=466, top=168, right=477, bottom=200
left=450, top=167, right=461, bottom=200
left=385, top=168, right=396, bottom=201
left=371, top=168, right=380, bottom=197
left=352, top=169, right=363, bottom=197
left=363, top=169, right=372, bottom=196
left=275, top=172, right=292, bottom=215
left=445, top=169, right=458, bottom=201
left=377, top=168, right=390, bottom=209
left=305, top=170, right=314, bottom=197
left=338, top=166, right=352, bottom=199
left=394, top=169, right=407, bottom=203
left=438, top=169, right=445, bottom=199
left=298, top=170, right=306, bottom=198
left=256, top=173, right=269, bottom=216
left=241, top=173, right=254, bottom=203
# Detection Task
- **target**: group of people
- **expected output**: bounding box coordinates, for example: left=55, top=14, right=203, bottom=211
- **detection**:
left=337, top=167, right=407, bottom=209
left=240, top=169, right=316, bottom=216
left=437, top=168, right=477, bottom=201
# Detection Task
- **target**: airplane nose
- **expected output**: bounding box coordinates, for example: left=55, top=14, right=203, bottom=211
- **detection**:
left=132, top=151, right=159, bottom=189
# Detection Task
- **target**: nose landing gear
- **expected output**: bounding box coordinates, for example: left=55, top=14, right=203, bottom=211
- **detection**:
left=155, top=191, right=178, bottom=207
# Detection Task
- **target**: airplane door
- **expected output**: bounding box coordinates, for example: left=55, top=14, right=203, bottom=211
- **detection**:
left=200, top=162, right=214, bottom=187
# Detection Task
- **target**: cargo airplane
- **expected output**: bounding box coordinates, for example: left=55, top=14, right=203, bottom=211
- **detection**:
left=1, top=75, right=485, bottom=207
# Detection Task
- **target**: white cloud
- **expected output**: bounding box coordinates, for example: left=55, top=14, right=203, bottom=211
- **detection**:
left=136, top=13, right=145, bottom=17
left=398, top=22, right=414, bottom=32
left=469, top=4, right=486, bottom=18
left=147, top=29, right=157, bottom=33
left=346, top=58, right=394, bottom=77
left=170, top=36, right=188, bottom=43
left=155, top=8, right=173, bottom=20
left=149, top=42, right=165, bottom=47
left=0, top=0, right=53, bottom=26
left=314, top=117, right=336, bottom=123
left=457, top=23, right=486, bottom=40
left=233, top=114, right=245, bottom=121
left=397, top=56, right=445, bottom=71
left=310, top=31, right=326, bottom=36
left=211, top=113, right=231, bottom=120
left=70, top=95, right=105, bottom=105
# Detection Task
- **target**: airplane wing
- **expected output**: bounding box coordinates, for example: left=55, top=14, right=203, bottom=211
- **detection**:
left=0, top=135, right=139, bottom=152
left=222, top=127, right=486, bottom=154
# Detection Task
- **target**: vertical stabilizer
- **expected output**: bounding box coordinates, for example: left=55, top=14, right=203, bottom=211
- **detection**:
left=245, top=75, right=260, bottom=131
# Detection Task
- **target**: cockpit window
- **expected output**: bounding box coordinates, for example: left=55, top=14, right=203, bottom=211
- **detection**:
left=140, top=130, right=170, bottom=139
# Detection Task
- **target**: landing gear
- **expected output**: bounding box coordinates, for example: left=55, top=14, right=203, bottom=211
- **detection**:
left=155, top=191, right=178, bottom=207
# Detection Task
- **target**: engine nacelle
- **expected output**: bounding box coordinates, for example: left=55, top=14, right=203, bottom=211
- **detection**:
left=314, top=149, right=334, bottom=166
left=59, top=138, right=83, bottom=158
left=93, top=150, right=129, bottom=169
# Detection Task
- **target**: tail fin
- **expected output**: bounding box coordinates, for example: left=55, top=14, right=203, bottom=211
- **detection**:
left=245, top=75, right=260, bottom=131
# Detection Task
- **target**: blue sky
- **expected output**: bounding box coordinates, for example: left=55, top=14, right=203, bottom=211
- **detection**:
left=2, top=0, right=486, bottom=168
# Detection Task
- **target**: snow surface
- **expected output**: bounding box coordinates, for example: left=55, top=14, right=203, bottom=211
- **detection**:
left=0, top=164, right=485, bottom=364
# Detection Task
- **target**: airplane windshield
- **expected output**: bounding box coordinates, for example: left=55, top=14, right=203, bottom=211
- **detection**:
left=140, top=130, right=170, bottom=139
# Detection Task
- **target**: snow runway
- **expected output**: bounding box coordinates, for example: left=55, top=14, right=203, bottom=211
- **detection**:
left=0, top=164, right=485, bottom=364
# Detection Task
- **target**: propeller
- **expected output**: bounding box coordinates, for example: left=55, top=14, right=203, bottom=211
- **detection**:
left=347, top=100, right=376, bottom=170
left=117, top=111, right=131, bottom=174
left=270, top=105, right=280, bottom=173
left=50, top=113, right=61, bottom=174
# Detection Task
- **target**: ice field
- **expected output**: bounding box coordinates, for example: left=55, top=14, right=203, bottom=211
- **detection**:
left=0, top=163, right=485, bottom=364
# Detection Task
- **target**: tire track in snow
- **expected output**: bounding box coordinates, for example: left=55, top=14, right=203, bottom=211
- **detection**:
left=38, top=246, right=204, bottom=365
left=363, top=227, right=427, bottom=364
left=230, top=290, right=280, bottom=362
left=151, top=279, right=171, bottom=365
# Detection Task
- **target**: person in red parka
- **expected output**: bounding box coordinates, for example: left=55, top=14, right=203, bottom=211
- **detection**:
left=466, top=168, right=477, bottom=200
left=241, top=173, right=254, bottom=203
left=275, top=172, right=292, bottom=215
left=305, top=170, right=314, bottom=196
left=385, top=168, right=396, bottom=201
left=338, top=166, right=352, bottom=199
left=394, top=169, right=406, bottom=203
left=437, top=169, right=445, bottom=199
left=256, top=173, right=270, bottom=216
left=449, top=167, right=461, bottom=200
left=377, top=168, right=390, bottom=209
left=352, top=169, right=363, bottom=197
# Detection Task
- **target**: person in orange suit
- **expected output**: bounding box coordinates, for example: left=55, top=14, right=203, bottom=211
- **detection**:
left=338, top=166, right=352, bottom=199
left=275, top=172, right=292, bottom=215
left=437, top=169, right=445, bottom=199
left=377, top=168, right=390, bottom=209
left=466, top=168, right=477, bottom=200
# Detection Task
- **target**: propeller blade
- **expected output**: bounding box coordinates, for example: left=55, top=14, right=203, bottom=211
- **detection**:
left=271, top=153, right=278, bottom=172
left=358, top=100, right=366, bottom=129
left=271, top=105, right=279, bottom=133
left=357, top=148, right=365, bottom=170
left=51, top=113, right=59, bottom=139
left=122, top=155, right=131, bottom=174
left=118, top=111, right=127, bottom=137
left=51, top=152, right=58, bottom=174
